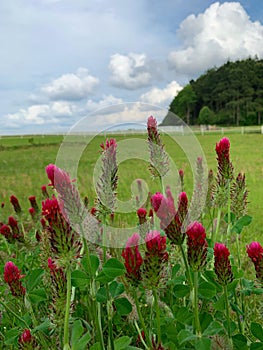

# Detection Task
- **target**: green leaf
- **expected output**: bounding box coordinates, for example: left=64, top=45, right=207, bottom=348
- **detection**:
left=71, top=320, right=84, bottom=348
left=26, top=268, right=44, bottom=292
left=232, top=334, right=248, bottom=350
left=75, top=332, right=92, bottom=350
left=175, top=307, right=193, bottom=324
left=71, top=270, right=89, bottom=287
left=96, top=287, right=107, bottom=303
left=28, top=288, right=47, bottom=304
left=114, top=336, right=131, bottom=349
left=102, top=258, right=125, bottom=279
left=251, top=322, right=263, bottom=342
left=213, top=295, right=225, bottom=311
left=178, top=329, right=197, bottom=344
left=195, top=337, right=211, bottom=350
left=224, top=212, right=236, bottom=224
left=89, top=343, right=101, bottom=350
left=109, top=281, right=125, bottom=298
left=200, top=312, right=213, bottom=333
left=114, top=297, right=132, bottom=316
left=231, top=215, right=252, bottom=234
left=95, top=271, right=114, bottom=284
left=32, top=319, right=52, bottom=334
left=4, top=328, right=20, bottom=345
left=172, top=263, right=181, bottom=278
left=90, top=254, right=100, bottom=276
left=173, top=284, right=190, bottom=298
left=203, top=321, right=223, bottom=336
left=198, top=282, right=217, bottom=299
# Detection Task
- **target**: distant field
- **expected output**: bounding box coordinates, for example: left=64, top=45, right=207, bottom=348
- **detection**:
left=0, top=132, right=263, bottom=246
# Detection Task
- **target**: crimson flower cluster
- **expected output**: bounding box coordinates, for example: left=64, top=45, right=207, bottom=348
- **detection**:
left=151, top=188, right=188, bottom=245
left=186, top=222, right=208, bottom=271
left=121, top=233, right=143, bottom=285
left=214, top=243, right=233, bottom=285
left=19, top=329, right=33, bottom=345
left=246, top=242, right=263, bottom=283
left=10, top=195, right=22, bottom=214
left=0, top=216, right=23, bottom=243
left=4, top=261, right=25, bottom=297
left=215, top=137, right=234, bottom=181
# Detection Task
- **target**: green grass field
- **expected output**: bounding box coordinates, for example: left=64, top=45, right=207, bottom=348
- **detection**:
left=0, top=133, right=263, bottom=245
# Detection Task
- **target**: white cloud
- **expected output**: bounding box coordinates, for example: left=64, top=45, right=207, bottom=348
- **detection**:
left=168, top=2, right=263, bottom=76
left=140, top=81, right=182, bottom=106
left=109, top=53, right=152, bottom=89
left=5, top=101, right=74, bottom=127
left=41, top=68, right=99, bottom=100
left=86, top=94, right=123, bottom=111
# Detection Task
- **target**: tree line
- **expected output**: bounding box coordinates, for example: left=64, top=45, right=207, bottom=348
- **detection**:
left=162, top=58, right=263, bottom=126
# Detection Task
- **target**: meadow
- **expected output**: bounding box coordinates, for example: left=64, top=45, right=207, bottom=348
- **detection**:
left=1, top=126, right=263, bottom=349
left=0, top=132, right=262, bottom=242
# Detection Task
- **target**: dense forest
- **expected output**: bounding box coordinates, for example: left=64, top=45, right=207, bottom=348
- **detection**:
left=162, top=58, right=263, bottom=126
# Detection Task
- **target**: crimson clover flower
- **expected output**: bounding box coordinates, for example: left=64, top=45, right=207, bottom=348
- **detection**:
left=214, top=243, right=233, bottom=285
left=178, top=169, right=184, bottom=191
left=19, top=329, right=33, bottom=344
left=45, top=164, right=84, bottom=225
left=186, top=222, right=208, bottom=271
left=42, top=196, right=82, bottom=263
left=143, top=231, right=168, bottom=287
left=96, top=138, right=118, bottom=218
left=122, top=233, right=143, bottom=285
left=151, top=188, right=188, bottom=245
left=10, top=195, right=22, bottom=214
left=0, top=224, right=13, bottom=243
left=28, top=195, right=39, bottom=213
left=246, top=242, right=263, bottom=283
left=4, top=261, right=26, bottom=297
left=147, top=115, right=169, bottom=178
left=41, top=185, right=49, bottom=199
left=215, top=137, right=234, bottom=181
left=137, top=208, right=147, bottom=225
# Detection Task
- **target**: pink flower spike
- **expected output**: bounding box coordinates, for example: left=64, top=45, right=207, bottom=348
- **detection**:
left=186, top=221, right=207, bottom=271
left=126, top=233, right=140, bottom=248
left=4, top=261, right=26, bottom=297
left=10, top=195, right=22, bottom=214
left=247, top=242, right=263, bottom=282
left=214, top=243, right=233, bottom=285
left=145, top=231, right=167, bottom=257
left=45, top=163, right=57, bottom=187
left=122, top=233, right=143, bottom=285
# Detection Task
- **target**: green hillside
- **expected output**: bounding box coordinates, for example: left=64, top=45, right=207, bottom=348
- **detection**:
left=163, top=58, right=263, bottom=126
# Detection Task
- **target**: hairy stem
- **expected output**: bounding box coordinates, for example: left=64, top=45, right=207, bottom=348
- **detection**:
left=194, top=272, right=202, bottom=337
left=153, top=288, right=161, bottom=346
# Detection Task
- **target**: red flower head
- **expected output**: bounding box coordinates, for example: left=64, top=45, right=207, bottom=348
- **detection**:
left=214, top=243, right=233, bottom=285
left=137, top=208, right=147, bottom=225
left=28, top=196, right=39, bottom=212
left=0, top=224, right=13, bottom=242
left=46, top=163, right=56, bottom=187
left=186, top=222, right=208, bottom=271
left=122, top=233, right=143, bottom=285
left=145, top=231, right=167, bottom=259
left=151, top=191, right=175, bottom=224
left=41, top=185, right=49, bottom=199
left=247, top=242, right=263, bottom=282
left=29, top=207, right=37, bottom=221
left=4, top=261, right=26, bottom=297
left=19, top=329, right=32, bottom=344
left=10, top=195, right=22, bottom=214
left=215, top=137, right=233, bottom=180
left=8, top=216, right=22, bottom=241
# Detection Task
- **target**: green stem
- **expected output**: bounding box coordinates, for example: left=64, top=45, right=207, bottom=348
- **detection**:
left=153, top=288, right=161, bottom=346
left=226, top=181, right=231, bottom=246
left=134, top=320, right=149, bottom=349
left=106, top=285, right=115, bottom=350
left=179, top=244, right=193, bottom=289
left=223, top=285, right=231, bottom=338
left=133, top=291, right=152, bottom=348
left=213, top=208, right=221, bottom=246
left=194, top=272, right=201, bottom=337
left=63, top=268, right=72, bottom=348
left=234, top=289, right=243, bottom=334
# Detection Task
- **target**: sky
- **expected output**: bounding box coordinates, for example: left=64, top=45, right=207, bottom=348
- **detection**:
left=1, top=0, right=263, bottom=135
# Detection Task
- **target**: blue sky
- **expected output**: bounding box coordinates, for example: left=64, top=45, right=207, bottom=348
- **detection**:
left=1, top=0, right=263, bottom=135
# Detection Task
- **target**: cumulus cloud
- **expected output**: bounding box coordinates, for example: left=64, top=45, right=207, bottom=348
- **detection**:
left=140, top=81, right=182, bottom=106
left=168, top=2, right=263, bottom=76
left=109, top=53, right=152, bottom=89
left=41, top=68, right=99, bottom=100
left=5, top=101, right=74, bottom=127
left=86, top=94, right=123, bottom=112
